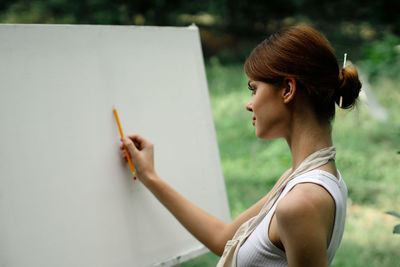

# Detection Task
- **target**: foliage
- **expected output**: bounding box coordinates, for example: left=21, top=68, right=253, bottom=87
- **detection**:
left=0, top=0, right=181, bottom=25
left=359, top=33, right=400, bottom=82
left=1, top=0, right=399, bottom=32
left=385, top=148, right=400, bottom=235
left=1, top=0, right=400, bottom=62
left=385, top=211, right=400, bottom=234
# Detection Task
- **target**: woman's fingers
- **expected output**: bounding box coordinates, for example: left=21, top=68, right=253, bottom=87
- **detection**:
left=120, top=134, right=152, bottom=158
left=126, top=134, right=152, bottom=150
left=122, top=136, right=138, bottom=158
left=119, top=133, right=155, bottom=180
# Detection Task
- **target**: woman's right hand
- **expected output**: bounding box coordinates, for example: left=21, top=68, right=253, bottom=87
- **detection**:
left=120, top=134, right=156, bottom=182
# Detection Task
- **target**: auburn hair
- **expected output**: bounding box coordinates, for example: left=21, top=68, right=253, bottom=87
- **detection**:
left=244, top=25, right=362, bottom=123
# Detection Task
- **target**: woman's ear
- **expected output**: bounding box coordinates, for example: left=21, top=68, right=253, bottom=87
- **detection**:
left=282, top=77, right=296, bottom=104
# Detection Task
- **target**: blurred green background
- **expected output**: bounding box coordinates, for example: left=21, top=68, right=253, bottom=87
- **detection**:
left=2, top=1, right=399, bottom=266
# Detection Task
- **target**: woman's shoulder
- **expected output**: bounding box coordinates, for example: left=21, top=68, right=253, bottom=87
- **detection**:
left=275, top=182, right=335, bottom=223
left=273, top=180, right=334, bottom=266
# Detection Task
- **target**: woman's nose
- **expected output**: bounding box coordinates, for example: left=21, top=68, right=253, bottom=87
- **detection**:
left=246, top=101, right=253, bottom=112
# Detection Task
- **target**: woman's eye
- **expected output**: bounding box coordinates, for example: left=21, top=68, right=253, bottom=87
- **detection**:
left=248, top=86, right=256, bottom=95
left=248, top=82, right=256, bottom=95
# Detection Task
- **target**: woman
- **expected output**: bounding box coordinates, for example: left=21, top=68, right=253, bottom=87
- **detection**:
left=121, top=25, right=361, bottom=266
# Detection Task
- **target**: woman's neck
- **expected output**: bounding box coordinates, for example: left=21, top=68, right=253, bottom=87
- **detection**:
left=285, top=113, right=333, bottom=171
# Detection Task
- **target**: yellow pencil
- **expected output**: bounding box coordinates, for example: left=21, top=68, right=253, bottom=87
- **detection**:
left=113, top=107, right=136, bottom=180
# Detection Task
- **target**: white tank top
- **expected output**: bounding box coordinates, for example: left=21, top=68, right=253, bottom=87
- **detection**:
left=237, top=169, right=347, bottom=266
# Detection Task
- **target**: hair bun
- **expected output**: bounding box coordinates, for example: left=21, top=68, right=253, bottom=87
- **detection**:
left=336, top=64, right=362, bottom=109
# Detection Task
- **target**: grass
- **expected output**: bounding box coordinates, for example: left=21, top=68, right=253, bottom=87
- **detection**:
left=182, top=60, right=400, bottom=266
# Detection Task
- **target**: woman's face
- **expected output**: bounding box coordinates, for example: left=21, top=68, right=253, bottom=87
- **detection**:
left=246, top=80, right=290, bottom=139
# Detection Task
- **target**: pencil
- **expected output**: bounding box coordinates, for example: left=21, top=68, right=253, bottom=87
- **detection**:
left=113, top=107, right=136, bottom=180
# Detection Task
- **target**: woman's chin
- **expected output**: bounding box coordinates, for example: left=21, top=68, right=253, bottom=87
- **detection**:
left=256, top=129, right=280, bottom=140
left=255, top=129, right=268, bottom=139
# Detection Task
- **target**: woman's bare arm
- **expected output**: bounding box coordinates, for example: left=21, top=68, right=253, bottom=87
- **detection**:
left=275, top=183, right=335, bottom=267
left=121, top=134, right=286, bottom=255
left=142, top=172, right=270, bottom=255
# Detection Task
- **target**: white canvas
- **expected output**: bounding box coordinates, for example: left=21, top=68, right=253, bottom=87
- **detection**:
left=0, top=24, right=231, bottom=267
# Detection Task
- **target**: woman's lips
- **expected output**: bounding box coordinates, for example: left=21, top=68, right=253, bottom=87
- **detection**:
left=252, top=116, right=256, bottom=126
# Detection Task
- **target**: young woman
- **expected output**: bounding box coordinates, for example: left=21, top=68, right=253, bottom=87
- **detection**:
left=121, top=26, right=361, bottom=266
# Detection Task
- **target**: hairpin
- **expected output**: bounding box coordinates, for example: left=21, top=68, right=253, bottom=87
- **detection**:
left=339, top=53, right=347, bottom=108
